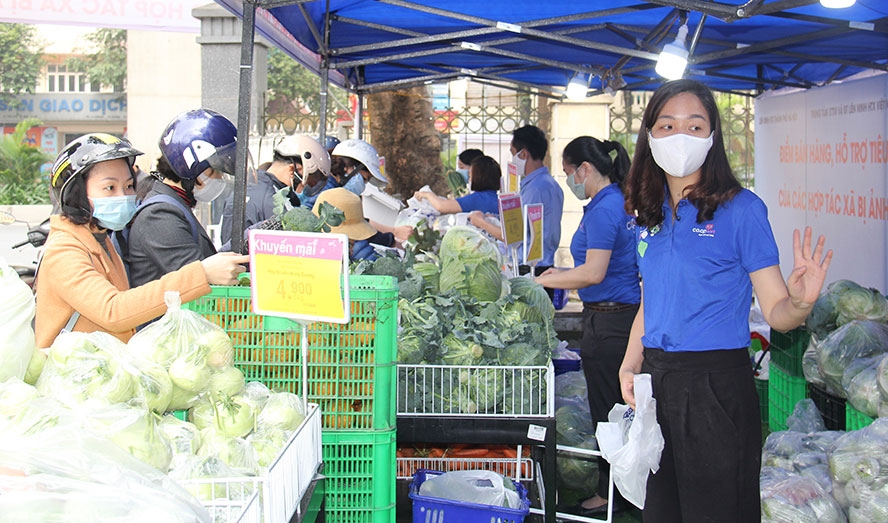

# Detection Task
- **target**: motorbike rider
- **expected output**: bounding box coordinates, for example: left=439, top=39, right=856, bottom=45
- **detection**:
left=35, top=132, right=247, bottom=348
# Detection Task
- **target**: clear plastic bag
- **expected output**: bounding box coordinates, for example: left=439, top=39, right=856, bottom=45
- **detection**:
left=0, top=258, right=36, bottom=382
left=596, top=373, right=665, bottom=509
left=418, top=470, right=522, bottom=509
left=786, top=398, right=827, bottom=433
left=128, top=292, right=235, bottom=410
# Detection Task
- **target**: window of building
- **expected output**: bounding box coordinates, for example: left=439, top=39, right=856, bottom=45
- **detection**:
left=46, top=64, right=97, bottom=93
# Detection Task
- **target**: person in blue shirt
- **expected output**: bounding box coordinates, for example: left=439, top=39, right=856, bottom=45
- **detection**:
left=535, top=136, right=638, bottom=518
left=456, top=148, right=484, bottom=184
left=413, top=155, right=501, bottom=215
left=619, top=79, right=832, bottom=522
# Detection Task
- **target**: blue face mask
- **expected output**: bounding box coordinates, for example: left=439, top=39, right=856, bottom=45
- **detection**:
left=456, top=168, right=469, bottom=183
left=342, top=173, right=366, bottom=196
left=90, top=195, right=137, bottom=231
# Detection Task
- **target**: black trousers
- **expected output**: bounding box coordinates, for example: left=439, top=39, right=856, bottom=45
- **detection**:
left=641, top=347, right=762, bottom=523
left=580, top=304, right=638, bottom=500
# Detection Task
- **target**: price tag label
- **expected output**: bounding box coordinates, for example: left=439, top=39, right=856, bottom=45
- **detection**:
left=498, top=193, right=524, bottom=247
left=248, top=230, right=350, bottom=323
left=527, top=424, right=547, bottom=442
left=524, top=203, right=543, bottom=264
left=504, top=162, right=521, bottom=194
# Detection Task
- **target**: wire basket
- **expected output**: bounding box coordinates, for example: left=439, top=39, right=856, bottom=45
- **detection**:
left=397, top=363, right=554, bottom=417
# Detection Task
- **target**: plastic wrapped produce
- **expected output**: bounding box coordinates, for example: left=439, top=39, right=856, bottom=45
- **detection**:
left=0, top=377, right=38, bottom=420
left=845, top=360, right=883, bottom=418
left=82, top=403, right=173, bottom=473
left=787, top=399, right=828, bottom=434
left=257, top=391, right=306, bottom=432
left=828, top=418, right=888, bottom=519
left=168, top=455, right=252, bottom=502
left=761, top=473, right=847, bottom=523
left=817, top=321, right=888, bottom=395
left=159, top=415, right=202, bottom=456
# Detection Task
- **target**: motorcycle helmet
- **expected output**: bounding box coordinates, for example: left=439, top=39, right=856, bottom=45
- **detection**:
left=275, top=134, right=331, bottom=177
left=323, top=135, right=341, bottom=152
left=158, top=109, right=237, bottom=180
left=331, top=139, right=387, bottom=187
left=51, top=133, right=142, bottom=223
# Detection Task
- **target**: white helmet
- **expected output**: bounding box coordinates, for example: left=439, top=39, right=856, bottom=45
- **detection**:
left=332, top=139, right=387, bottom=187
left=275, top=134, right=331, bottom=177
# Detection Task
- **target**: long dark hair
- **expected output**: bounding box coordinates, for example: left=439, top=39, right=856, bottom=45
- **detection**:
left=624, top=79, right=741, bottom=227
left=562, top=136, right=631, bottom=188
left=469, top=155, right=501, bottom=192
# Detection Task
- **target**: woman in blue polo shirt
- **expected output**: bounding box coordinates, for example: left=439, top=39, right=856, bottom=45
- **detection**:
left=618, top=79, right=833, bottom=522
left=536, top=136, right=638, bottom=517
left=413, top=155, right=501, bottom=215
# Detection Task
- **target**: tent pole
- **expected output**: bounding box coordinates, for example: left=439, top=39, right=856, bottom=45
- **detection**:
left=232, top=0, right=257, bottom=255
left=356, top=93, right=364, bottom=139
left=318, top=2, right=332, bottom=142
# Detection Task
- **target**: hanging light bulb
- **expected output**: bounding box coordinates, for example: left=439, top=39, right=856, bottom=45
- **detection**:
left=820, top=0, right=855, bottom=7
left=656, top=23, right=689, bottom=80
left=565, top=73, right=589, bottom=101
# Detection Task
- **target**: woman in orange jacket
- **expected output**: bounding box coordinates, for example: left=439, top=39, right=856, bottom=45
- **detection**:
left=35, top=133, right=249, bottom=348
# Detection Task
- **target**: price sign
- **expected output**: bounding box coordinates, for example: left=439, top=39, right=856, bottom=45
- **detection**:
left=524, top=203, right=543, bottom=264
left=498, top=193, right=524, bottom=246
left=504, top=161, right=521, bottom=194
left=248, top=230, right=350, bottom=323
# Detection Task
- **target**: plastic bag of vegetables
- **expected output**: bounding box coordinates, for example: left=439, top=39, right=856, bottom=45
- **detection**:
left=82, top=403, right=173, bottom=473
left=128, top=292, right=235, bottom=410
left=816, top=320, right=888, bottom=395
left=35, top=331, right=141, bottom=408
left=0, top=258, right=36, bottom=383
left=0, top=376, right=38, bottom=420
left=828, top=418, right=888, bottom=518
left=761, top=473, right=847, bottom=523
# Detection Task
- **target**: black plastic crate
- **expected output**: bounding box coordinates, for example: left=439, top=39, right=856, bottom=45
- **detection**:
left=807, top=382, right=846, bottom=431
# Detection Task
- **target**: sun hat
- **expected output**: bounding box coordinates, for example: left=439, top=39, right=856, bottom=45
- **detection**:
left=312, top=188, right=376, bottom=240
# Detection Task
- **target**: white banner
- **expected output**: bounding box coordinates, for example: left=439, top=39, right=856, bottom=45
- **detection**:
left=0, top=0, right=206, bottom=32
left=755, top=73, right=888, bottom=292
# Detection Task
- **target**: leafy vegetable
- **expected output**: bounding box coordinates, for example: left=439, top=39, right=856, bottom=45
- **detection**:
left=281, top=201, right=344, bottom=233
left=817, top=320, right=888, bottom=394
left=438, top=226, right=504, bottom=302
left=440, top=333, right=484, bottom=366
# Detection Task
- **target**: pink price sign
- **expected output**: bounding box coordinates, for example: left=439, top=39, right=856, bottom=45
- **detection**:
left=248, top=230, right=350, bottom=323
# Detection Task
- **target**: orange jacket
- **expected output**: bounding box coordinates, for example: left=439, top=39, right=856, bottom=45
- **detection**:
left=35, top=215, right=211, bottom=348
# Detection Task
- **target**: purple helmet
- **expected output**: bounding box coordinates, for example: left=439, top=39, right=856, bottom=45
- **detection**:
left=158, top=109, right=237, bottom=180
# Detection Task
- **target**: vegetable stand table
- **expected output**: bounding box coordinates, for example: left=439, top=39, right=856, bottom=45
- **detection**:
left=396, top=363, right=557, bottom=523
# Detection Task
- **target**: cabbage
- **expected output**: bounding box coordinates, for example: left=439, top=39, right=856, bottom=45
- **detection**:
left=439, top=226, right=502, bottom=265
left=438, top=226, right=505, bottom=302
left=846, top=363, right=883, bottom=417
left=508, top=277, right=555, bottom=323
left=499, top=342, right=547, bottom=366
left=760, top=474, right=846, bottom=523
left=817, top=320, right=888, bottom=394
left=835, top=284, right=888, bottom=326
left=440, top=333, right=483, bottom=365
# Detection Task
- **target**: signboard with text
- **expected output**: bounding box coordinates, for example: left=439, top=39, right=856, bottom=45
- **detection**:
left=248, top=230, right=350, bottom=323
left=523, top=203, right=543, bottom=265
left=503, top=162, right=521, bottom=194
left=498, top=193, right=524, bottom=247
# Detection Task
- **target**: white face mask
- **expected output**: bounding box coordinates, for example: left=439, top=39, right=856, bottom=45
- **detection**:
left=509, top=149, right=527, bottom=177
left=193, top=171, right=233, bottom=202
left=648, top=132, right=713, bottom=178
left=342, top=172, right=366, bottom=196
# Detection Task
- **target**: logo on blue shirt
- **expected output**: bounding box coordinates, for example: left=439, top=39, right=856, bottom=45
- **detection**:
left=692, top=223, right=716, bottom=237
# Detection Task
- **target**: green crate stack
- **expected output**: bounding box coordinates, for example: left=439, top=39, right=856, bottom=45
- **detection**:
left=754, top=377, right=769, bottom=425
left=183, top=275, right=400, bottom=521
left=846, top=404, right=876, bottom=431
left=183, top=275, right=399, bottom=431
left=321, top=429, right=397, bottom=523
left=769, top=326, right=810, bottom=377
left=768, top=365, right=808, bottom=432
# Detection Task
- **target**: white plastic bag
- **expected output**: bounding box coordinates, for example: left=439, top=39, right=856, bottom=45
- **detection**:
left=0, top=258, right=36, bottom=381
left=596, top=373, right=665, bottom=509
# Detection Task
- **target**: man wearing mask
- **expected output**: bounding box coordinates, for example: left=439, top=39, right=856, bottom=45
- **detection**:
left=470, top=125, right=563, bottom=288
left=220, top=134, right=329, bottom=245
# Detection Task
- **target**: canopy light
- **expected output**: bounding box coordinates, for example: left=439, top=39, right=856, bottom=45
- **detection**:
left=656, top=23, right=689, bottom=80
left=820, top=0, right=855, bottom=7
left=565, top=73, right=589, bottom=101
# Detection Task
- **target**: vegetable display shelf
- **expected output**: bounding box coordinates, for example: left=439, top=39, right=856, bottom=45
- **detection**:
left=179, top=403, right=323, bottom=523
left=396, top=415, right=556, bottom=522
left=396, top=362, right=556, bottom=521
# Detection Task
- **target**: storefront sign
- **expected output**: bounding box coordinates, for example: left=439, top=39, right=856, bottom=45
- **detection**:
left=498, top=193, right=523, bottom=247
left=0, top=94, right=127, bottom=122
left=248, top=230, right=350, bottom=323
left=524, top=203, right=543, bottom=264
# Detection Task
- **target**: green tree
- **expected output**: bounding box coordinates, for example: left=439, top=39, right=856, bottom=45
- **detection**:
left=0, top=118, right=52, bottom=204
left=266, top=48, right=348, bottom=122
left=0, top=23, right=45, bottom=104
left=67, top=28, right=127, bottom=92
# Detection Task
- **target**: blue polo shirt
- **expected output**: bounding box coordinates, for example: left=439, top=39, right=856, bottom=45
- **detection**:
left=636, top=189, right=779, bottom=352
left=456, top=190, right=499, bottom=215
left=520, top=166, right=563, bottom=266
left=570, top=183, right=640, bottom=304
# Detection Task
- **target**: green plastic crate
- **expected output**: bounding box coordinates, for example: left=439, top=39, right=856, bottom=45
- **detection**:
left=183, top=275, right=398, bottom=431
left=768, top=365, right=808, bottom=432
left=846, top=404, right=875, bottom=431
left=807, top=382, right=846, bottom=431
left=322, top=429, right=397, bottom=523
left=755, top=377, right=769, bottom=425
left=769, top=327, right=810, bottom=377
